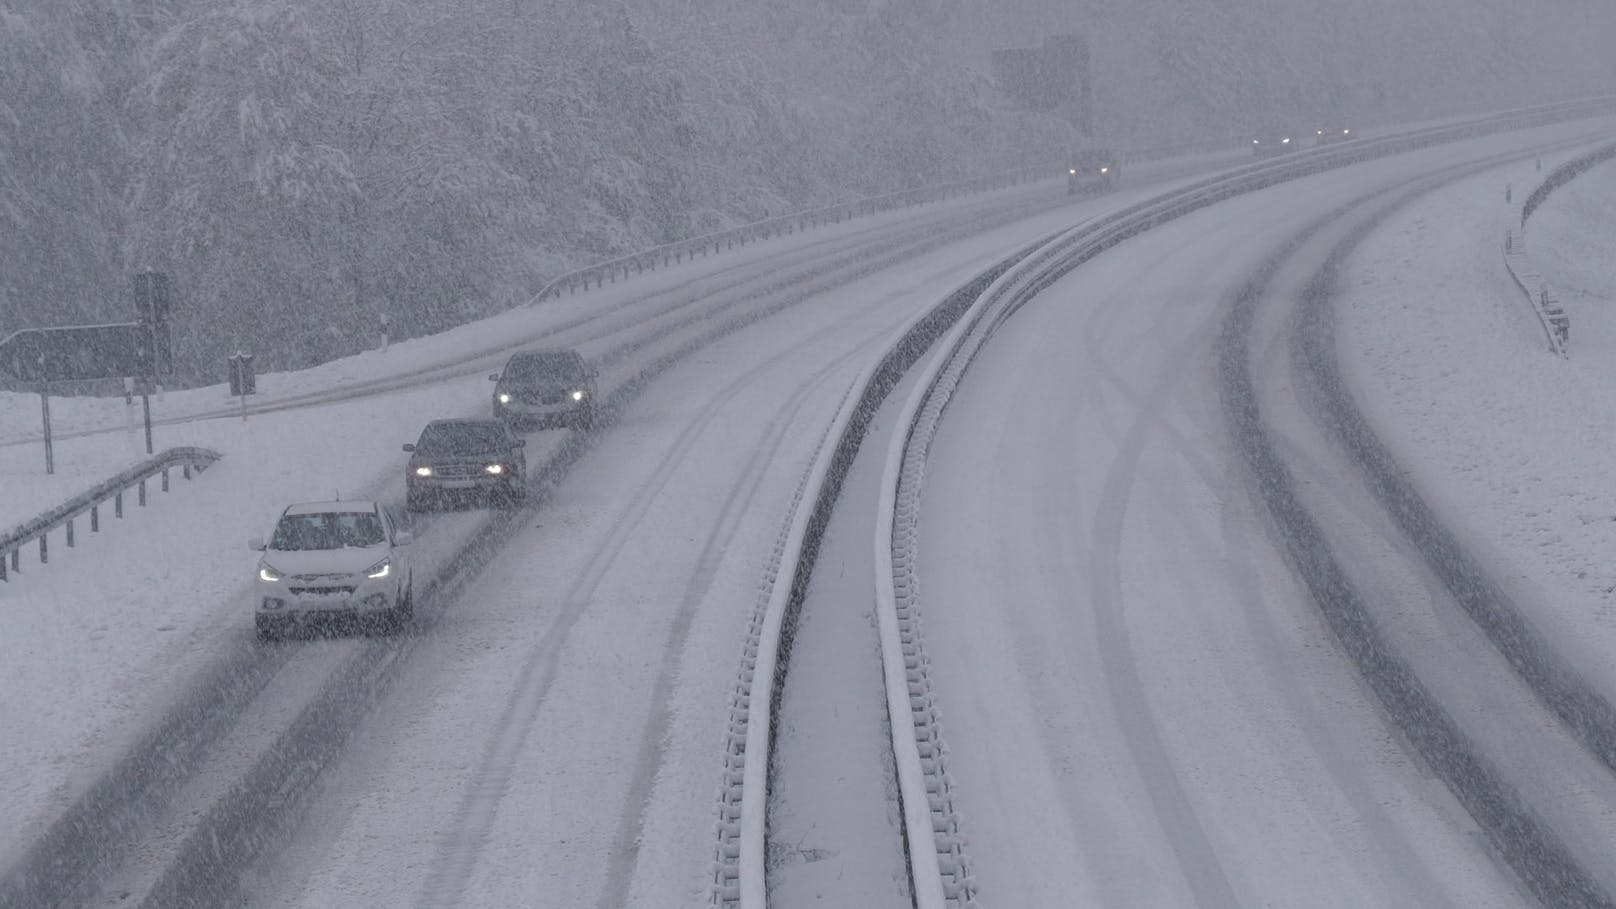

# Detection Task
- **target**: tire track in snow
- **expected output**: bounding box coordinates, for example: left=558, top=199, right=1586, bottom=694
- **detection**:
left=1219, top=166, right=1612, bottom=909
left=591, top=325, right=903, bottom=909
left=416, top=310, right=895, bottom=908
left=1074, top=221, right=1467, bottom=909
left=1085, top=301, right=1243, bottom=909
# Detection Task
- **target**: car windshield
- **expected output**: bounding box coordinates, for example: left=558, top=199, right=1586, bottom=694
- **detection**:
left=416, top=422, right=508, bottom=455
left=504, top=353, right=585, bottom=382
left=270, top=511, right=386, bottom=551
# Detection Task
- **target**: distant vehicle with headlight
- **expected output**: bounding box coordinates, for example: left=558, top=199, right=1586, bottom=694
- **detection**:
left=250, top=500, right=414, bottom=641
left=1250, top=129, right=1301, bottom=157
left=404, top=418, right=527, bottom=511
left=1066, top=147, right=1121, bottom=194
left=491, top=348, right=598, bottom=429
left=1314, top=125, right=1353, bottom=145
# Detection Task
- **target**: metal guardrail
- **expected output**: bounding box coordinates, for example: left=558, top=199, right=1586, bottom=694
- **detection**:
left=0, top=446, right=221, bottom=581
left=1503, top=139, right=1616, bottom=356
left=527, top=139, right=1260, bottom=307
left=1522, top=141, right=1616, bottom=226
left=527, top=164, right=1057, bottom=304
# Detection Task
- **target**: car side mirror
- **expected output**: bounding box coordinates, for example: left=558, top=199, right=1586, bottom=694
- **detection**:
left=248, top=537, right=266, bottom=551
left=394, top=530, right=414, bottom=546
left=402, top=443, right=415, bottom=452
left=488, top=373, right=500, bottom=382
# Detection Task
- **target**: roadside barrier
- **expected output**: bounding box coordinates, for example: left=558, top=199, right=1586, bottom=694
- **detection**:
left=0, top=446, right=221, bottom=581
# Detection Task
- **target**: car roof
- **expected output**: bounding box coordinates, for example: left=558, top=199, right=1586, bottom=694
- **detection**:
left=283, top=500, right=379, bottom=516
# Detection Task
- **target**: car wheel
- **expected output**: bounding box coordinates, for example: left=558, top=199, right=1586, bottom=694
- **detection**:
left=382, top=591, right=412, bottom=635
left=256, top=615, right=284, bottom=643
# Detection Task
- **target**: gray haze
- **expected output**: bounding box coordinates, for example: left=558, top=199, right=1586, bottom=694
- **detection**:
left=2, top=0, right=1612, bottom=381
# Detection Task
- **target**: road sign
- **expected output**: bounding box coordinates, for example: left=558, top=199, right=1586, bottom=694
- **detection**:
left=0, top=323, right=149, bottom=383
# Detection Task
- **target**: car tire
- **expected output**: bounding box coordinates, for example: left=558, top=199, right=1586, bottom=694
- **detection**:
left=497, top=480, right=526, bottom=508
left=256, top=615, right=284, bottom=643
left=385, top=588, right=413, bottom=634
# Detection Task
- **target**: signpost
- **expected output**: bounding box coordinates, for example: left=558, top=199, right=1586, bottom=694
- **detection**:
left=0, top=270, right=175, bottom=471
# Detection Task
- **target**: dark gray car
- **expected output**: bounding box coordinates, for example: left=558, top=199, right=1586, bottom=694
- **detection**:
left=491, top=348, right=598, bottom=430
left=404, top=419, right=527, bottom=510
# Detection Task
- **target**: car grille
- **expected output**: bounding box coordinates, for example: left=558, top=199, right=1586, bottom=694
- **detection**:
left=290, top=585, right=356, bottom=596
left=520, top=391, right=567, bottom=405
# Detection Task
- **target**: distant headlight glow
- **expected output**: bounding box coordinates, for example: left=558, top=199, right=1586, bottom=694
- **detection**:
left=414, top=466, right=433, bottom=477
left=1099, top=166, right=1109, bottom=174
left=570, top=390, right=585, bottom=402
left=1068, top=168, right=1077, bottom=175
left=485, top=463, right=505, bottom=475
left=498, top=393, right=512, bottom=404
left=365, top=558, right=391, bottom=579
left=258, top=563, right=283, bottom=582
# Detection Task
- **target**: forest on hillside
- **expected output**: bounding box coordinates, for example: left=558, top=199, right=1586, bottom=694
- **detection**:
left=2, top=0, right=1613, bottom=383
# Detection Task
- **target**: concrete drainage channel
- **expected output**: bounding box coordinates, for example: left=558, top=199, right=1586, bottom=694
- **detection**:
left=714, top=96, right=1616, bottom=908
left=0, top=191, right=1061, bottom=909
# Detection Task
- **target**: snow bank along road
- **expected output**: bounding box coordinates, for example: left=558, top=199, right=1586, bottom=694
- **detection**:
left=3, top=100, right=1615, bottom=908
left=900, top=125, right=1616, bottom=905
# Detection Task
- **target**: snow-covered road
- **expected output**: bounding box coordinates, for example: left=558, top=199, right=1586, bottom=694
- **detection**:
left=7, top=107, right=1616, bottom=909
left=908, top=126, right=1616, bottom=906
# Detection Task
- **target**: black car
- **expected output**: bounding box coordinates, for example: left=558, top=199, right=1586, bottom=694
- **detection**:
left=404, top=419, right=527, bottom=510
left=1066, top=148, right=1121, bottom=194
left=491, top=348, right=598, bottom=429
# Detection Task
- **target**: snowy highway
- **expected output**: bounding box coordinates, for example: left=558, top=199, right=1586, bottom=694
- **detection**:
left=900, top=128, right=1616, bottom=907
left=6, top=109, right=1616, bottom=909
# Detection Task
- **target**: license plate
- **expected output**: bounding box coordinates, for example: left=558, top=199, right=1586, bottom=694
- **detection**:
left=440, top=479, right=476, bottom=489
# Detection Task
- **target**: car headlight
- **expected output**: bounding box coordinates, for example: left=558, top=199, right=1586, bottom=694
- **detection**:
left=485, top=463, right=505, bottom=475
left=498, top=392, right=512, bottom=404
left=1068, top=168, right=1077, bottom=175
left=258, top=563, right=283, bottom=582
left=414, top=466, right=433, bottom=477
left=365, top=558, right=391, bottom=579
left=570, top=390, right=585, bottom=402
left=1099, top=166, right=1109, bottom=174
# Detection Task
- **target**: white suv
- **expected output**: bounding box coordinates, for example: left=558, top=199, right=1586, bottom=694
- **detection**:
left=249, top=500, right=414, bottom=641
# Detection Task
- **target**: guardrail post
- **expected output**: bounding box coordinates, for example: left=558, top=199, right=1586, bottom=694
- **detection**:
left=183, top=463, right=192, bottom=481
left=91, top=503, right=99, bottom=532
left=1, top=551, right=7, bottom=580
left=138, top=478, right=147, bottom=507
left=66, top=516, right=74, bottom=548
left=8, top=548, right=16, bottom=575
left=162, top=466, right=170, bottom=492
left=39, top=534, right=47, bottom=565
left=115, top=490, right=124, bottom=518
